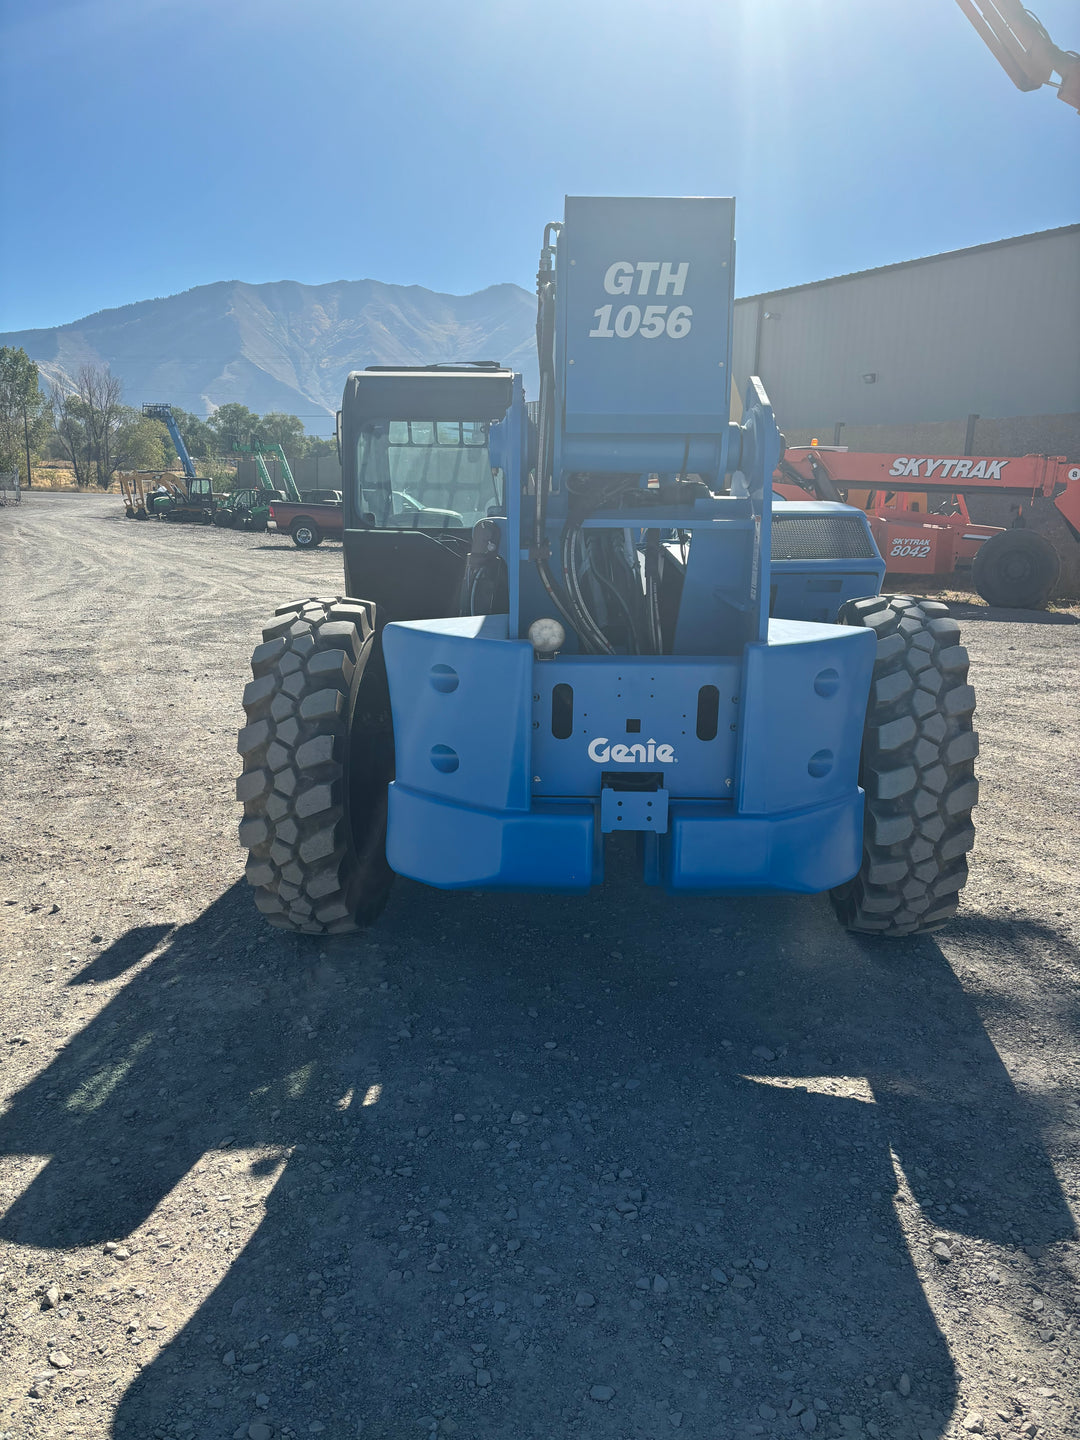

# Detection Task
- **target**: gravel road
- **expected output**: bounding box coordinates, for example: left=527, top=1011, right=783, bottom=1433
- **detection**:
left=1, top=493, right=1077, bottom=1440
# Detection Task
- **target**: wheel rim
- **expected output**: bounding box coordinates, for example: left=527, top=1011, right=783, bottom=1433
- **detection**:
left=1000, top=553, right=1034, bottom=582
left=296, top=527, right=313, bottom=545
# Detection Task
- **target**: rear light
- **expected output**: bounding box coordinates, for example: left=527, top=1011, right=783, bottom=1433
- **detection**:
left=269, top=504, right=276, bottom=520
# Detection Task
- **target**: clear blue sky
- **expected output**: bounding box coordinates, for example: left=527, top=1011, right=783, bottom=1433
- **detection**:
left=1, top=0, right=1076, bottom=333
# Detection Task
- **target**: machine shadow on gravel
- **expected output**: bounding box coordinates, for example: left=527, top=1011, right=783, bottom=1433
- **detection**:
left=0, top=872, right=1074, bottom=1439
left=67, top=923, right=175, bottom=986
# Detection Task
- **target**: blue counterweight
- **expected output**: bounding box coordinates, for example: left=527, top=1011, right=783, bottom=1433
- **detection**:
left=380, top=196, right=883, bottom=896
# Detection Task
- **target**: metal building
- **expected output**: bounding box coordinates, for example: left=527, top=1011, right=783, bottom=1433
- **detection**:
left=733, top=225, right=1080, bottom=434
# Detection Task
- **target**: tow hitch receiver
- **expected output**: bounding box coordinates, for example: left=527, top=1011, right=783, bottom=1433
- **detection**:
left=600, top=772, right=669, bottom=834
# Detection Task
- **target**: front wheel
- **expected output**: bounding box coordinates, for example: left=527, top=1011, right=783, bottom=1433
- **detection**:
left=213, top=509, right=235, bottom=528
left=971, top=528, right=1059, bottom=609
left=291, top=518, right=322, bottom=549
left=237, top=597, right=395, bottom=933
left=830, top=595, right=978, bottom=937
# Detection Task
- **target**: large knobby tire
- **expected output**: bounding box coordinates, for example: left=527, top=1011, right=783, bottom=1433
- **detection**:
left=237, top=596, right=395, bottom=934
left=830, top=595, right=978, bottom=937
left=971, top=528, right=1059, bottom=609
left=291, top=518, right=322, bottom=549
left=213, top=509, right=235, bottom=528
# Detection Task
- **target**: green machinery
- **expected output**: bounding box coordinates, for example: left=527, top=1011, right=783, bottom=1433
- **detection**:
left=232, top=441, right=303, bottom=503
left=212, top=486, right=273, bottom=531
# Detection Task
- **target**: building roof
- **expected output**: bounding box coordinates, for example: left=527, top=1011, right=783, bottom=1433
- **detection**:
left=736, top=223, right=1080, bottom=305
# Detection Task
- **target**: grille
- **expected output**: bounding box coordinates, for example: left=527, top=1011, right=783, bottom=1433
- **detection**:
left=772, top=513, right=876, bottom=561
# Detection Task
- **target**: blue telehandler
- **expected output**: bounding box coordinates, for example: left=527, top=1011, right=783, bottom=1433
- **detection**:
left=237, top=197, right=978, bottom=938
left=141, top=403, right=217, bottom=522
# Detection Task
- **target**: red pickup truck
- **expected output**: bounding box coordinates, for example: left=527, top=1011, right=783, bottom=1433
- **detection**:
left=268, top=493, right=344, bottom=549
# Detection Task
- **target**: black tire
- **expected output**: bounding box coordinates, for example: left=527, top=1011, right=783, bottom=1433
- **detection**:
left=135, top=508, right=148, bottom=520
left=291, top=518, right=322, bottom=549
left=213, top=509, right=235, bottom=528
left=971, top=528, right=1059, bottom=609
left=830, top=595, right=978, bottom=937
left=124, top=506, right=136, bottom=519
left=237, top=596, right=395, bottom=934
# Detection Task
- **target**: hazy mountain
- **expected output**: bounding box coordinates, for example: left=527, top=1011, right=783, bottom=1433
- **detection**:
left=0, top=278, right=538, bottom=423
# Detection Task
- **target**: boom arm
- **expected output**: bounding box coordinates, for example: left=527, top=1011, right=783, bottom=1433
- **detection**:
left=259, top=443, right=301, bottom=502
left=955, top=0, right=1080, bottom=110
left=778, top=447, right=1080, bottom=536
left=141, top=403, right=199, bottom=481
left=253, top=450, right=277, bottom=494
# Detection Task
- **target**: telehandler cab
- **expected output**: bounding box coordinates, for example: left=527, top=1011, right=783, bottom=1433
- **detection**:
left=237, top=197, right=978, bottom=938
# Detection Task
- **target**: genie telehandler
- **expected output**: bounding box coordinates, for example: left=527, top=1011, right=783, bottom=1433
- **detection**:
left=236, top=197, right=978, bottom=939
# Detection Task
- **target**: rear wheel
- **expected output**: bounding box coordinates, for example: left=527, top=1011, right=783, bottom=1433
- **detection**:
left=830, top=595, right=978, bottom=937
left=971, top=528, right=1059, bottom=609
left=291, top=518, right=322, bottom=549
left=237, top=596, right=395, bottom=934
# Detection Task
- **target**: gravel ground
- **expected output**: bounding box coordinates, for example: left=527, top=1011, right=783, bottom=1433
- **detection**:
left=1, top=492, right=1077, bottom=1440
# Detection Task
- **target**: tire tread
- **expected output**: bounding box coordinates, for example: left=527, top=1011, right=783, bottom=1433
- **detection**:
left=830, top=595, right=978, bottom=937
left=237, top=597, right=392, bottom=934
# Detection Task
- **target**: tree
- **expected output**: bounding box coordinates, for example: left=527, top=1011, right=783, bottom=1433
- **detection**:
left=50, top=364, right=126, bottom=488
left=51, top=388, right=93, bottom=488
left=208, top=403, right=260, bottom=455
left=0, top=347, right=50, bottom=483
left=255, top=411, right=306, bottom=462
left=113, top=409, right=169, bottom=471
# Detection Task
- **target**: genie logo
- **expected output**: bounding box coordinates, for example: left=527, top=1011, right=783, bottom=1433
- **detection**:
left=588, top=737, right=676, bottom=765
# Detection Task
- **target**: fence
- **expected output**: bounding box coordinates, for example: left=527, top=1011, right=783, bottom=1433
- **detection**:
left=0, top=471, right=20, bottom=506
left=236, top=454, right=343, bottom=492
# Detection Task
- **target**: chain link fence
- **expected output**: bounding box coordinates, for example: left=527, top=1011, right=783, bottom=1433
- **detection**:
left=0, top=471, right=21, bottom=506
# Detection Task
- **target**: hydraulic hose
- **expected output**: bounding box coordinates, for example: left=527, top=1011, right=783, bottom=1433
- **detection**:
left=532, top=227, right=612, bottom=652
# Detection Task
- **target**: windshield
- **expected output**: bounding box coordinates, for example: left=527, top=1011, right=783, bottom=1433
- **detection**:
left=356, top=420, right=503, bottom=529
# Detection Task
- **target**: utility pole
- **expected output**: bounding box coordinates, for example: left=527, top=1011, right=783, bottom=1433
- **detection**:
left=22, top=396, right=32, bottom=489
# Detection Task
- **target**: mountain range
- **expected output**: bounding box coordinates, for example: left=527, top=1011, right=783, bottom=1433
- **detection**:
left=0, top=278, right=539, bottom=424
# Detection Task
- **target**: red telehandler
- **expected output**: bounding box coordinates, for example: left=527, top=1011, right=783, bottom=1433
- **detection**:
left=775, top=447, right=1080, bottom=608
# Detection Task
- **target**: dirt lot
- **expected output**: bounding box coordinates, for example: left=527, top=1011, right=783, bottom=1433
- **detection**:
left=1, top=492, right=1077, bottom=1440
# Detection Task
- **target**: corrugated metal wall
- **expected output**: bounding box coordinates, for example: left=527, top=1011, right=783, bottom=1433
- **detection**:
left=732, top=227, right=1080, bottom=431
